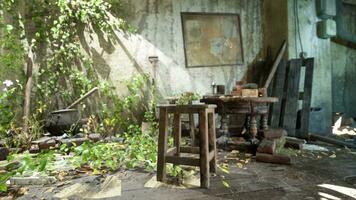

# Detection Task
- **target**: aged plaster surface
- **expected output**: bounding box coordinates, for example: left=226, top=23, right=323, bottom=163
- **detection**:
left=86, top=0, right=263, bottom=97
left=287, top=0, right=333, bottom=134
left=331, top=42, right=356, bottom=118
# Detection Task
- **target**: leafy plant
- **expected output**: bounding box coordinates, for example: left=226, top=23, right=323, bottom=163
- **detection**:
left=176, top=92, right=200, bottom=105
left=0, top=151, right=56, bottom=192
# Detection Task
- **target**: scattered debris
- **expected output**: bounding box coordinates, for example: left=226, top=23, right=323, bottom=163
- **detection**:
left=0, top=147, right=9, bottom=161
left=256, top=153, right=291, bottom=165
left=284, top=136, right=306, bottom=150
left=256, top=128, right=290, bottom=165
left=9, top=174, right=56, bottom=186
left=257, top=139, right=276, bottom=154
left=302, top=144, right=329, bottom=152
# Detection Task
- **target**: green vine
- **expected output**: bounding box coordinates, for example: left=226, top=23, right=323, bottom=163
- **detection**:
left=0, top=0, right=150, bottom=145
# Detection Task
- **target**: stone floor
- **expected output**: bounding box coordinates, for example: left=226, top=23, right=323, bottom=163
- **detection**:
left=9, top=146, right=356, bottom=200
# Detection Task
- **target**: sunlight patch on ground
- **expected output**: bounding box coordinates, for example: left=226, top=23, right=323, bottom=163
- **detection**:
left=318, top=192, right=342, bottom=200
left=318, top=184, right=356, bottom=199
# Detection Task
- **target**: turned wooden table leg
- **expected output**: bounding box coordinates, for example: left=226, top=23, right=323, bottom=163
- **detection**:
left=244, top=114, right=251, bottom=135
left=260, top=114, right=268, bottom=130
left=220, top=113, right=229, bottom=137
left=250, top=115, right=258, bottom=139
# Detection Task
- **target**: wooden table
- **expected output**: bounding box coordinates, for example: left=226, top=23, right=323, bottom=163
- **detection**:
left=201, top=95, right=278, bottom=140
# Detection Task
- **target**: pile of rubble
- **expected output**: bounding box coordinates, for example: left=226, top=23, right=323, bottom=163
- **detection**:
left=0, top=133, right=123, bottom=161
left=256, top=129, right=306, bottom=165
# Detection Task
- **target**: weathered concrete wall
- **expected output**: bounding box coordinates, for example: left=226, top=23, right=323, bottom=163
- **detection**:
left=87, top=0, right=263, bottom=97
left=287, top=0, right=333, bottom=134
left=331, top=42, right=356, bottom=118
left=262, top=0, right=288, bottom=57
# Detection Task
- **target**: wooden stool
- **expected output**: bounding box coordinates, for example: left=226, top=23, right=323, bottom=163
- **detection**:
left=157, top=104, right=217, bottom=188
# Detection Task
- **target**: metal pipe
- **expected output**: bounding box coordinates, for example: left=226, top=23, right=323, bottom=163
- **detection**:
left=310, top=133, right=356, bottom=149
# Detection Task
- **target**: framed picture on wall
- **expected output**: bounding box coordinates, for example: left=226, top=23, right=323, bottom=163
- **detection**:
left=181, top=13, right=244, bottom=68
left=332, top=0, right=356, bottom=48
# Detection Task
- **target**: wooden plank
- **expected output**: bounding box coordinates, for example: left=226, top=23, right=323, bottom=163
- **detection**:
left=281, top=59, right=302, bottom=136
left=157, top=108, right=168, bottom=182
left=166, top=147, right=177, bottom=156
left=270, top=59, right=287, bottom=128
left=208, top=112, right=217, bottom=173
left=199, top=109, right=210, bottom=188
left=263, top=40, right=287, bottom=89
left=181, top=146, right=200, bottom=154
left=165, top=156, right=200, bottom=166
left=299, top=58, right=314, bottom=138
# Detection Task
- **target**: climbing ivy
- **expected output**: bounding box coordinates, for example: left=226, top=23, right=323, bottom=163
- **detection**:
left=0, top=0, right=148, bottom=143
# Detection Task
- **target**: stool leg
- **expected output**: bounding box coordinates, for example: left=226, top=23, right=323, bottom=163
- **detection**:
left=189, top=113, right=196, bottom=146
left=208, top=112, right=217, bottom=173
left=173, top=113, right=181, bottom=157
left=199, top=110, right=210, bottom=188
left=157, top=108, right=168, bottom=182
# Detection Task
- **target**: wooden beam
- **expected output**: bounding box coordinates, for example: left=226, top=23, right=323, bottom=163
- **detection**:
left=165, top=156, right=200, bottom=166
left=181, top=146, right=200, bottom=154
left=263, top=40, right=287, bottom=90
left=299, top=58, right=314, bottom=138
left=270, top=59, right=287, bottom=127
left=282, top=59, right=302, bottom=136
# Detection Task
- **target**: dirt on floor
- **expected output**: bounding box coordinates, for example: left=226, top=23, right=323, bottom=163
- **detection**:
left=4, top=145, right=356, bottom=200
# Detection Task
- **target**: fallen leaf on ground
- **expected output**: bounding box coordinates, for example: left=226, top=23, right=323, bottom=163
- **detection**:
left=222, top=180, right=230, bottom=188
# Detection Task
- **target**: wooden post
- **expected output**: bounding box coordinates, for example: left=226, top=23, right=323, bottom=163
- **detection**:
left=263, top=40, right=287, bottom=89
left=282, top=59, right=302, bottom=136
left=208, top=112, right=217, bottom=173
left=299, top=58, right=314, bottom=138
left=270, top=59, right=287, bottom=127
left=157, top=107, right=168, bottom=182
left=199, top=109, right=209, bottom=188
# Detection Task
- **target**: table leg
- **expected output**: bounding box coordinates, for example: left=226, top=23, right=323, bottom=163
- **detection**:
left=244, top=114, right=251, bottom=136
left=220, top=113, right=229, bottom=137
left=260, top=114, right=268, bottom=130
left=250, top=115, right=258, bottom=139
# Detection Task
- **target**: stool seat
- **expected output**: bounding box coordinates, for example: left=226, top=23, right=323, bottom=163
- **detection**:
left=157, top=104, right=217, bottom=188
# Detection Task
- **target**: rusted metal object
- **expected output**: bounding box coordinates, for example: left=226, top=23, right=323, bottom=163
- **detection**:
left=45, top=87, right=98, bottom=135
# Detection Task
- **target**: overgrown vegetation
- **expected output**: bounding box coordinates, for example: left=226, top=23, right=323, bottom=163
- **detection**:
left=0, top=0, right=164, bottom=193
left=0, top=0, right=149, bottom=145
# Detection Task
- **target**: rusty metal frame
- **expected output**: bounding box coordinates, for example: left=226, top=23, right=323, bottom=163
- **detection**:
left=181, top=12, right=244, bottom=68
